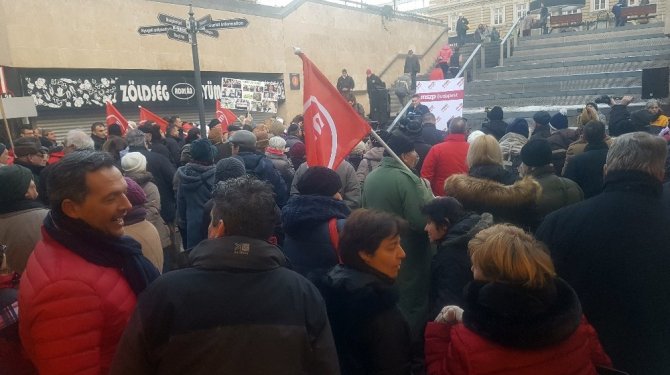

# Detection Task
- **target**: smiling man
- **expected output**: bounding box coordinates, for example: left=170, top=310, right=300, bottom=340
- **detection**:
left=19, top=151, right=160, bottom=375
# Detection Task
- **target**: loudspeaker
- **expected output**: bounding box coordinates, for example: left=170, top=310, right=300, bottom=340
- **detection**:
left=641, top=67, right=669, bottom=99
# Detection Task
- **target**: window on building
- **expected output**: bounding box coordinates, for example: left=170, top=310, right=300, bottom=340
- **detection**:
left=492, top=7, right=505, bottom=25
left=449, top=14, right=459, bottom=31
left=515, top=3, right=528, bottom=22
left=593, top=0, right=608, bottom=11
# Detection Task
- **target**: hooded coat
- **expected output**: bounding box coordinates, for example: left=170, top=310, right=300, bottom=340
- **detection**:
left=125, top=171, right=171, bottom=248
left=562, top=142, right=608, bottom=199
left=280, top=195, right=350, bottom=276
left=313, top=265, right=412, bottom=375
left=429, top=213, right=493, bottom=318
left=110, top=236, right=340, bottom=375
left=468, top=164, right=519, bottom=185
left=527, top=165, right=583, bottom=219
left=425, top=278, right=612, bottom=375
left=175, top=163, right=216, bottom=249
left=235, top=151, right=288, bottom=207
left=444, top=175, right=541, bottom=232
left=356, top=146, right=384, bottom=186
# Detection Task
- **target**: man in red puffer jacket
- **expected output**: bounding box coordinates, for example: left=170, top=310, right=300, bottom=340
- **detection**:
left=19, top=151, right=159, bottom=375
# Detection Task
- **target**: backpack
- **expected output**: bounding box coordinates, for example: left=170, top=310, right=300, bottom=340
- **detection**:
left=394, top=78, right=410, bottom=96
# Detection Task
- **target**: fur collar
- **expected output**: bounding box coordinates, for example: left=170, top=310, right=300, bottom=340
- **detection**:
left=444, top=174, right=541, bottom=210
left=462, top=278, right=582, bottom=348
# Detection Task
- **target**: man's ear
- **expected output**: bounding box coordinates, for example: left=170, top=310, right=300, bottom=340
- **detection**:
left=61, top=199, right=81, bottom=219
left=208, top=219, right=226, bottom=239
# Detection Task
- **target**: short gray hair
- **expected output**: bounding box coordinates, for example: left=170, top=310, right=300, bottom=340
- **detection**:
left=64, top=130, right=94, bottom=151
left=606, top=132, right=667, bottom=180
left=126, top=129, right=147, bottom=147
left=645, top=99, right=660, bottom=109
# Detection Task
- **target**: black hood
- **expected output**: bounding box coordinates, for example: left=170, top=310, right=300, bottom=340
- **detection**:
left=281, top=195, right=350, bottom=235
left=440, top=212, right=493, bottom=248
left=462, top=277, right=582, bottom=348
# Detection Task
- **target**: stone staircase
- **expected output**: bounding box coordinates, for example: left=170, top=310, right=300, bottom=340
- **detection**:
left=456, top=22, right=670, bottom=125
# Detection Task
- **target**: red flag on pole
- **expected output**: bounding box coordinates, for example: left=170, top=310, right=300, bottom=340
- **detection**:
left=297, top=51, right=371, bottom=170
left=215, top=100, right=237, bottom=127
left=105, top=101, right=128, bottom=134
left=139, top=106, right=168, bottom=133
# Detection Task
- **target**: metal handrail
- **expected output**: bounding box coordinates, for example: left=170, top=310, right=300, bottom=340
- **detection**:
left=499, top=17, right=524, bottom=66
left=455, top=43, right=482, bottom=79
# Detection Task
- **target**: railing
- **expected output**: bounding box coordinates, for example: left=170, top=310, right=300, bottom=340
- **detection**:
left=499, top=17, right=524, bottom=67
left=455, top=43, right=483, bottom=81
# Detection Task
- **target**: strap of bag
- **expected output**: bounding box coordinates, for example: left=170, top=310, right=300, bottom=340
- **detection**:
left=328, top=218, right=343, bottom=264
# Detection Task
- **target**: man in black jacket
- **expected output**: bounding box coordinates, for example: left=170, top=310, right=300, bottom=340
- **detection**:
left=336, top=68, right=355, bottom=95
left=537, top=132, right=670, bottom=375
left=404, top=50, right=421, bottom=91
left=562, top=121, right=608, bottom=198
left=110, top=176, right=340, bottom=375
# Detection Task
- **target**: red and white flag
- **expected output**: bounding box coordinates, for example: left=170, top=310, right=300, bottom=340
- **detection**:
left=105, top=102, right=128, bottom=134
left=298, top=51, right=371, bottom=170
left=139, top=106, right=168, bottom=132
left=215, top=100, right=237, bottom=127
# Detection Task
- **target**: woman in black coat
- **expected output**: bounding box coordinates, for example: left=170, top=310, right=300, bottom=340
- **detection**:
left=313, top=209, right=412, bottom=375
left=422, top=197, right=493, bottom=318
left=467, top=135, right=518, bottom=185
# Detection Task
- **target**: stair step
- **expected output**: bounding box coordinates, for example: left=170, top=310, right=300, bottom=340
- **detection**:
left=466, top=76, right=641, bottom=95
left=517, top=23, right=664, bottom=48
left=511, top=37, right=670, bottom=60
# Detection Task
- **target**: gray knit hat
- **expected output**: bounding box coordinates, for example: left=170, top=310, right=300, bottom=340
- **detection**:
left=216, top=157, right=246, bottom=182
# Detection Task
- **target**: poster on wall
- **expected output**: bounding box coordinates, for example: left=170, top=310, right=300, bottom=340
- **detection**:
left=415, top=78, right=465, bottom=131
left=289, top=73, right=301, bottom=90
left=19, top=69, right=285, bottom=114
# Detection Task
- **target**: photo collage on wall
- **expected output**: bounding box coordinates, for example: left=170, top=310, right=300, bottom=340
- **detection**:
left=220, top=78, right=283, bottom=113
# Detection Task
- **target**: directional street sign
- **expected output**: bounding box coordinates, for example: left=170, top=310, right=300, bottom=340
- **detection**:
left=198, top=29, right=219, bottom=38
left=196, top=14, right=212, bottom=29
left=167, top=29, right=190, bottom=43
left=204, top=18, right=249, bottom=30
left=137, top=25, right=172, bottom=35
left=158, top=13, right=187, bottom=28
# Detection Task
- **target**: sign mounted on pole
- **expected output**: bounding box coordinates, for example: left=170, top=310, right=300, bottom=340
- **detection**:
left=167, top=29, right=190, bottom=43
left=157, top=13, right=187, bottom=28
left=196, top=14, right=212, bottom=29
left=138, top=25, right=172, bottom=35
left=198, top=29, right=219, bottom=38
left=203, top=18, right=249, bottom=30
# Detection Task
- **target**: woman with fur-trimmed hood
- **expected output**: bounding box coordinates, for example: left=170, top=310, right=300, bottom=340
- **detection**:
left=444, top=170, right=542, bottom=232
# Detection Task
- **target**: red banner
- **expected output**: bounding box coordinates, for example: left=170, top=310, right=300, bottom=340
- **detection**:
left=138, top=106, right=168, bottom=132
left=298, top=52, right=371, bottom=170
left=215, top=100, right=238, bottom=127
left=105, top=102, right=128, bottom=134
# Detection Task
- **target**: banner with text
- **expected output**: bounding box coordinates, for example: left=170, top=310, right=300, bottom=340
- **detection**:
left=416, top=78, right=464, bottom=131
left=18, top=69, right=285, bottom=114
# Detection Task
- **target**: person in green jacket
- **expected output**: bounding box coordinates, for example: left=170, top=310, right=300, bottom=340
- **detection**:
left=362, top=133, right=434, bottom=338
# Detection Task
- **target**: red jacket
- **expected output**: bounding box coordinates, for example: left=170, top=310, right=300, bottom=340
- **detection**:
left=421, top=133, right=469, bottom=196
left=425, top=320, right=612, bottom=375
left=19, top=229, right=137, bottom=375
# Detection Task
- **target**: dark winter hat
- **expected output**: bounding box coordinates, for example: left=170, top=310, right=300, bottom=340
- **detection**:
left=208, top=119, right=221, bottom=129
left=550, top=111, right=568, bottom=130
left=190, top=138, right=215, bottom=163
left=487, top=106, right=504, bottom=121
left=0, top=165, right=34, bottom=203
left=108, top=123, right=123, bottom=137
left=296, top=166, right=342, bottom=197
left=533, top=111, right=551, bottom=126
left=228, top=130, right=257, bottom=149
left=521, top=139, right=552, bottom=167
left=287, top=123, right=301, bottom=135
left=506, top=118, right=529, bottom=138
left=123, top=177, right=146, bottom=207
left=386, top=133, right=415, bottom=156
left=215, top=157, right=246, bottom=182
left=13, top=137, right=41, bottom=157
left=404, top=120, right=423, bottom=135
left=227, top=124, right=242, bottom=133
left=586, top=102, right=599, bottom=111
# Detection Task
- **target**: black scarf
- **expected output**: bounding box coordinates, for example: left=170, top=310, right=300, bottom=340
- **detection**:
left=43, top=210, right=160, bottom=295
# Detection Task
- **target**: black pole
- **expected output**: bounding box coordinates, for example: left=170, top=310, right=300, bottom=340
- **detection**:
left=189, top=5, right=207, bottom=135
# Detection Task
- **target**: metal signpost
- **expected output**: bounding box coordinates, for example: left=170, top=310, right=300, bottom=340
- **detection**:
left=137, top=5, right=249, bottom=134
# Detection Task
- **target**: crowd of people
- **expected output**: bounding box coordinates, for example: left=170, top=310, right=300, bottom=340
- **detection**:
left=0, top=91, right=669, bottom=375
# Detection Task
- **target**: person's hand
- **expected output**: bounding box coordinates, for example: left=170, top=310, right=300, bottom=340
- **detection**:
left=435, top=305, right=464, bottom=323
left=620, top=96, right=634, bottom=106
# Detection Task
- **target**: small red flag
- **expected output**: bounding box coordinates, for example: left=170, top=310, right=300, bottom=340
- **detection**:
left=298, top=52, right=371, bottom=170
left=105, top=102, right=128, bottom=134
left=139, top=106, right=168, bottom=133
left=215, top=100, right=238, bottom=127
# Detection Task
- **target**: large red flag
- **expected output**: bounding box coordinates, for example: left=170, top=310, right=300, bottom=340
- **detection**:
left=215, top=100, right=238, bottom=127
left=105, top=102, right=128, bottom=134
left=298, top=52, right=371, bottom=170
left=139, top=106, right=169, bottom=132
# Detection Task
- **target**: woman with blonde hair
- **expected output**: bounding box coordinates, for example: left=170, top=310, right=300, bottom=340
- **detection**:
left=466, top=134, right=518, bottom=185
left=425, top=224, right=612, bottom=375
